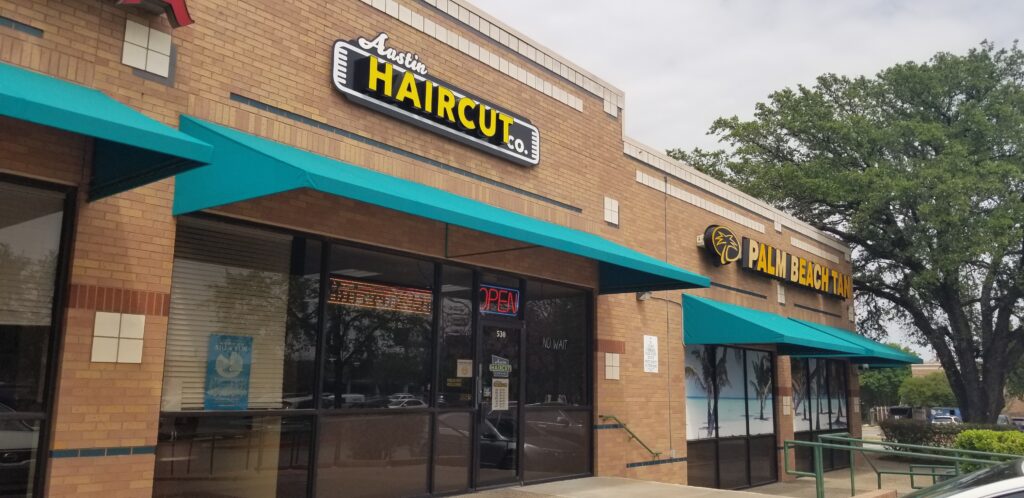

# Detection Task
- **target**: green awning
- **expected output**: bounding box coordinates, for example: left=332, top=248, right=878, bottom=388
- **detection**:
left=682, top=295, right=867, bottom=356
left=172, top=116, right=710, bottom=294
left=790, top=319, right=922, bottom=366
left=0, top=62, right=212, bottom=199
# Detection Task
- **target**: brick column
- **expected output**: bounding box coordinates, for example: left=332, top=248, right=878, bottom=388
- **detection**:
left=46, top=181, right=176, bottom=497
left=848, top=364, right=862, bottom=438
left=776, top=355, right=797, bottom=482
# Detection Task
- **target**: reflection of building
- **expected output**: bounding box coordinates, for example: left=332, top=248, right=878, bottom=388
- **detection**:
left=912, top=362, right=944, bottom=378
left=0, top=1, right=918, bottom=496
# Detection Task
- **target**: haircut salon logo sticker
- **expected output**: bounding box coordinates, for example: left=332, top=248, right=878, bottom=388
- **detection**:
left=332, top=33, right=541, bottom=166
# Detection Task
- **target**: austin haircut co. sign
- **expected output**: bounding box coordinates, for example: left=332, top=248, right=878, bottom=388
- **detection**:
left=332, top=33, right=541, bottom=166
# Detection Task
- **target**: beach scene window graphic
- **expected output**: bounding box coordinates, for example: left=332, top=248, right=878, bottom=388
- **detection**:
left=685, top=346, right=775, bottom=440
left=792, top=358, right=849, bottom=433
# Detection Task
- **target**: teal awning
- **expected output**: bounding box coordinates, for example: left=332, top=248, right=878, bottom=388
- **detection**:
left=790, top=319, right=922, bottom=366
left=172, top=116, right=710, bottom=294
left=682, top=295, right=867, bottom=356
left=0, top=62, right=212, bottom=199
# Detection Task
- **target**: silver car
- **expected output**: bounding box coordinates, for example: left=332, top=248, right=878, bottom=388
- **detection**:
left=904, top=459, right=1024, bottom=498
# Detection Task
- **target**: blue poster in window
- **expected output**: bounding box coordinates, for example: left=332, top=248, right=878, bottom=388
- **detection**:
left=204, top=334, right=252, bottom=410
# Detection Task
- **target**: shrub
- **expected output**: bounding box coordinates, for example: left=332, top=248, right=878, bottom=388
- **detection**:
left=879, top=419, right=1014, bottom=451
left=954, top=430, right=1024, bottom=472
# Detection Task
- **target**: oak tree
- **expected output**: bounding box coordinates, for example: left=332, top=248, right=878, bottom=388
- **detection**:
left=670, top=42, right=1024, bottom=422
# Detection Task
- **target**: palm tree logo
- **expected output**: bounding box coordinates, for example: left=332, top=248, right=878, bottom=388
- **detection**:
left=703, top=225, right=740, bottom=266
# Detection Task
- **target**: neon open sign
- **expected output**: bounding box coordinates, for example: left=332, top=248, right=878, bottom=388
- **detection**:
left=480, top=284, right=520, bottom=317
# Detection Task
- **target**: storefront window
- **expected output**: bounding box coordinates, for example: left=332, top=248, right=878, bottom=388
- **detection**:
left=162, top=218, right=320, bottom=411
left=0, top=180, right=67, bottom=497
left=321, top=246, right=433, bottom=409
left=160, top=217, right=593, bottom=493
left=524, top=282, right=587, bottom=406
left=792, top=357, right=851, bottom=471
left=154, top=415, right=313, bottom=497
left=686, top=345, right=777, bottom=489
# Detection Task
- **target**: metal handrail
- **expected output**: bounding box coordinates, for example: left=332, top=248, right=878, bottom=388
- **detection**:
left=598, top=414, right=662, bottom=458
left=783, top=432, right=1021, bottom=498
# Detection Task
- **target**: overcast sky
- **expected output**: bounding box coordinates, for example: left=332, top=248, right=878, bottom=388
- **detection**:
left=472, top=0, right=1024, bottom=153
left=466, top=0, right=1024, bottom=360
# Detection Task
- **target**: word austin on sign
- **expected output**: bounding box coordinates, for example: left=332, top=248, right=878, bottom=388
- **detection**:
left=332, top=33, right=541, bottom=166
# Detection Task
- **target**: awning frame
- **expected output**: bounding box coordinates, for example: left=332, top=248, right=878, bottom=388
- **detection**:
left=172, top=116, right=710, bottom=294
left=0, top=62, right=212, bottom=199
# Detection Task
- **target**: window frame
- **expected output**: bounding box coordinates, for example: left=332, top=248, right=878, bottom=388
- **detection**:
left=0, top=173, right=77, bottom=498
left=157, top=213, right=595, bottom=496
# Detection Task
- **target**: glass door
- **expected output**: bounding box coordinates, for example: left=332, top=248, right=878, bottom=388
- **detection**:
left=476, top=324, right=521, bottom=487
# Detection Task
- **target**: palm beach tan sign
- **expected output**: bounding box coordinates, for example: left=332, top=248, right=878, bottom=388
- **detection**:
left=740, top=237, right=852, bottom=299
left=700, top=225, right=852, bottom=300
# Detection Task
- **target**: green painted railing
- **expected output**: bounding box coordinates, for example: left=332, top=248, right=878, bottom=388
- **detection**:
left=598, top=414, right=662, bottom=458
left=783, top=432, right=1022, bottom=498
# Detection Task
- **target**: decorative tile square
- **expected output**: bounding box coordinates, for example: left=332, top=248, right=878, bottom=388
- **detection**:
left=117, top=338, right=144, bottom=364
left=120, top=313, right=146, bottom=339
left=94, top=311, right=121, bottom=338
left=605, top=364, right=619, bottom=380
left=124, top=19, right=149, bottom=46
left=121, top=42, right=147, bottom=70
left=91, top=337, right=119, bottom=363
left=148, top=28, right=172, bottom=56
left=145, top=51, right=170, bottom=78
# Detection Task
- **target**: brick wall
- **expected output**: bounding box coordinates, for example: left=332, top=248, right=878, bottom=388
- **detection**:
left=0, top=0, right=858, bottom=494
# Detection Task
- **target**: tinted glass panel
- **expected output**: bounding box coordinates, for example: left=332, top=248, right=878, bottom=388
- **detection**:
left=434, top=412, right=471, bottom=493
left=437, top=266, right=473, bottom=408
left=746, top=350, right=774, bottom=435
left=316, top=413, right=430, bottom=498
left=794, top=431, right=813, bottom=473
left=0, top=182, right=63, bottom=414
left=322, top=245, right=433, bottom=409
left=717, top=348, right=746, bottom=437
left=524, top=282, right=587, bottom=406
left=0, top=417, right=41, bottom=498
left=163, top=219, right=320, bottom=410
left=153, top=415, right=313, bottom=498
left=749, top=435, right=777, bottom=486
left=523, top=409, right=590, bottom=482
left=686, top=439, right=717, bottom=488
left=718, top=437, right=748, bottom=489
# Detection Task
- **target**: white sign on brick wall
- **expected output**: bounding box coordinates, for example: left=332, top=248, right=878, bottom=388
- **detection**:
left=643, top=335, right=658, bottom=373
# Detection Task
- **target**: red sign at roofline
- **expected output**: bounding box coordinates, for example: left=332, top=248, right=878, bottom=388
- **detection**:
left=117, top=0, right=194, bottom=28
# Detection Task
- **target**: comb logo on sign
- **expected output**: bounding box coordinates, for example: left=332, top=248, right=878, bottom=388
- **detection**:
left=332, top=33, right=541, bottom=166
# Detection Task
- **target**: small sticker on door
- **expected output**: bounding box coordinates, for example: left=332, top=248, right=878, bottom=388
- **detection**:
left=489, top=355, right=511, bottom=378
left=491, top=379, right=509, bottom=411
left=456, top=359, right=473, bottom=378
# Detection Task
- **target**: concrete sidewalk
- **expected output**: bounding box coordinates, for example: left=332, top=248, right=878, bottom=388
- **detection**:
left=464, top=477, right=772, bottom=497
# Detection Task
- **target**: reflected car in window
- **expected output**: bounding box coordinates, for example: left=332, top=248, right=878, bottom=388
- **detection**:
left=388, top=399, right=427, bottom=409
left=903, top=459, right=1024, bottom=498
left=479, top=416, right=515, bottom=470
left=0, top=403, right=37, bottom=496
